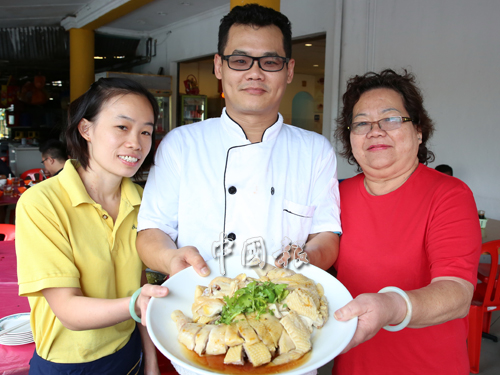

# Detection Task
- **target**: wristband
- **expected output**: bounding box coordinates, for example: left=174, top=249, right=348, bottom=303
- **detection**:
left=378, top=286, right=412, bottom=332
left=129, top=287, right=142, bottom=323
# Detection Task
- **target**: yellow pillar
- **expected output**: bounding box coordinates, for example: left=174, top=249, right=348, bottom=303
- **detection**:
left=69, top=28, right=94, bottom=102
left=230, top=0, right=280, bottom=11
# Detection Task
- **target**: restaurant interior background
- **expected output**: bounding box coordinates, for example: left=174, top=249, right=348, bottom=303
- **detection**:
left=0, top=0, right=499, bottom=221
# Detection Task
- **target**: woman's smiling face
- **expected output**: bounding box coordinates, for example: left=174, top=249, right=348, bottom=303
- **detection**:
left=80, top=93, right=154, bottom=179
left=350, top=88, right=422, bottom=179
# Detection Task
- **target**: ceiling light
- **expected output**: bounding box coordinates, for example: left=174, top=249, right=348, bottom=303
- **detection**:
left=313, top=64, right=319, bottom=67
left=114, top=56, right=126, bottom=59
left=305, top=43, right=312, bottom=47
left=94, top=56, right=105, bottom=60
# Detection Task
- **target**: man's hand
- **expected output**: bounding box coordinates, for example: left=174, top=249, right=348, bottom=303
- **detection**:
left=137, top=229, right=211, bottom=277
left=169, top=246, right=211, bottom=277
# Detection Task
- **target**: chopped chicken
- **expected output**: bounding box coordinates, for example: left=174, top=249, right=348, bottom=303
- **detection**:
left=234, top=314, right=260, bottom=345
left=172, top=266, right=328, bottom=368
left=191, top=296, right=225, bottom=319
left=246, top=313, right=276, bottom=354
left=225, top=322, right=244, bottom=347
left=280, top=311, right=311, bottom=354
left=171, top=310, right=193, bottom=331
left=194, top=324, right=215, bottom=355
left=278, top=330, right=295, bottom=354
left=224, top=344, right=245, bottom=365
left=243, top=341, right=272, bottom=367
left=178, top=323, right=204, bottom=351
left=205, top=324, right=228, bottom=355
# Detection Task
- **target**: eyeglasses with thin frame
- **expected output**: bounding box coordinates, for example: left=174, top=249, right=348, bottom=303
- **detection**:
left=221, top=54, right=290, bottom=72
left=348, top=116, right=412, bottom=135
left=41, top=158, right=48, bottom=164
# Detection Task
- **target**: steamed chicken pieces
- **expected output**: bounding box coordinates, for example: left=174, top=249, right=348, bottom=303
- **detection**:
left=171, top=267, right=328, bottom=367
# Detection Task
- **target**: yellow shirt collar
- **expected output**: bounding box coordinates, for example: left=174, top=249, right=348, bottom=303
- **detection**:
left=59, top=160, right=141, bottom=208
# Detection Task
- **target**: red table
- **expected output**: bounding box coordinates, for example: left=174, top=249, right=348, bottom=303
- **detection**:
left=0, top=196, right=20, bottom=207
left=0, top=241, right=33, bottom=375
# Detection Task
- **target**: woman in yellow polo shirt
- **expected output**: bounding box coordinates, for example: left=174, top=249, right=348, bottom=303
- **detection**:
left=16, top=78, right=168, bottom=375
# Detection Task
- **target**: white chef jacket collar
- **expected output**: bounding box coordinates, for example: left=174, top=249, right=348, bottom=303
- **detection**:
left=222, top=108, right=283, bottom=143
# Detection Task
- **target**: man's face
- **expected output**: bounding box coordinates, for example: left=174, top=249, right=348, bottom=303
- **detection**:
left=214, top=24, right=295, bottom=120
left=41, top=154, right=57, bottom=177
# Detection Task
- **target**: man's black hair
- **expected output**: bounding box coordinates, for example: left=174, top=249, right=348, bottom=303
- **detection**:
left=218, top=4, right=292, bottom=58
left=40, top=139, right=67, bottom=162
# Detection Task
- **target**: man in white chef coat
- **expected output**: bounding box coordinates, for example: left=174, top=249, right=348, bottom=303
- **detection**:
left=137, top=4, right=341, bottom=278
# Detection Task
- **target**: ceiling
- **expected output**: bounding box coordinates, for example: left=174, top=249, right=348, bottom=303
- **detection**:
left=0, top=0, right=228, bottom=31
left=292, top=37, right=325, bottom=76
left=0, top=0, right=325, bottom=81
left=0, top=0, right=93, bottom=28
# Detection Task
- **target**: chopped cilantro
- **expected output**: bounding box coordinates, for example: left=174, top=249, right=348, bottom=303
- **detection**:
left=216, top=281, right=289, bottom=325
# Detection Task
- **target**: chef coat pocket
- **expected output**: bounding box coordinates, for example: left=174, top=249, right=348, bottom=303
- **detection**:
left=282, top=199, right=316, bottom=248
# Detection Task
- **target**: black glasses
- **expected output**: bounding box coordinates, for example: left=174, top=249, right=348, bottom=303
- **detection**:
left=222, top=54, right=290, bottom=72
left=41, top=158, right=48, bottom=164
left=348, top=116, right=412, bottom=135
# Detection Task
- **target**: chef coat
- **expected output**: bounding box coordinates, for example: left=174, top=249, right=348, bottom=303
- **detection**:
left=138, top=109, right=341, bottom=264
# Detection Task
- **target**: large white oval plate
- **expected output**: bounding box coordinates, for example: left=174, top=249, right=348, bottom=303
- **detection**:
left=146, top=253, right=357, bottom=375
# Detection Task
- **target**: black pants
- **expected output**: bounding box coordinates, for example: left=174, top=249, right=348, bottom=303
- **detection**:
left=29, top=326, right=144, bottom=375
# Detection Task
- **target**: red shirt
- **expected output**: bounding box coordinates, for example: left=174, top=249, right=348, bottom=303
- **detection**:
left=333, top=164, right=481, bottom=375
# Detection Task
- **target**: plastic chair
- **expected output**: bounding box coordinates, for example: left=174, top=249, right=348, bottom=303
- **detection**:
left=467, top=240, right=500, bottom=373
left=0, top=223, right=16, bottom=241
left=20, top=168, right=45, bottom=180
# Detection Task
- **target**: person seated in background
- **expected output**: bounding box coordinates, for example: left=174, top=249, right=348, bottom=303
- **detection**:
left=435, top=163, right=453, bottom=176
left=39, top=139, right=68, bottom=177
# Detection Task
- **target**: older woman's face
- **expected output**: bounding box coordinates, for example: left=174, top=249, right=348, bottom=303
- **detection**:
left=350, top=88, right=422, bottom=179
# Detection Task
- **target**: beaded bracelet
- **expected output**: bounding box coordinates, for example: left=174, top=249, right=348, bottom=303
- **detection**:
left=129, top=287, right=142, bottom=323
left=378, top=286, right=412, bottom=332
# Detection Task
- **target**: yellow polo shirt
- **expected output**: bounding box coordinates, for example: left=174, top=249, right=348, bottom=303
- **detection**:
left=16, top=160, right=144, bottom=363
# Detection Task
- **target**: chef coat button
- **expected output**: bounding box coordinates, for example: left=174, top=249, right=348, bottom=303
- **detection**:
left=228, top=186, right=237, bottom=195
left=271, top=187, right=275, bottom=195
left=102, top=214, right=108, bottom=220
left=228, top=232, right=236, bottom=241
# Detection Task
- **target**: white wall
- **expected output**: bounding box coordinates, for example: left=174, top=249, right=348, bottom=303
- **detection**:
left=337, top=0, right=500, bottom=219
left=135, top=0, right=500, bottom=219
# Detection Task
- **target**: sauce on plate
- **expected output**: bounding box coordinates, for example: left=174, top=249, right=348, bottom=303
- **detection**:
left=182, top=346, right=312, bottom=374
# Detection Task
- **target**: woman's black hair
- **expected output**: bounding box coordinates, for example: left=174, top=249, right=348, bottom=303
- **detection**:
left=66, top=77, right=158, bottom=178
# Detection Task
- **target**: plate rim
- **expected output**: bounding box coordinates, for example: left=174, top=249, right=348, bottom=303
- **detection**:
left=146, top=257, right=357, bottom=375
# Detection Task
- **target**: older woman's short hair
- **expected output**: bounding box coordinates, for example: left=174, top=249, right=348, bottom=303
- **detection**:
left=66, top=77, right=158, bottom=178
left=335, top=69, right=435, bottom=169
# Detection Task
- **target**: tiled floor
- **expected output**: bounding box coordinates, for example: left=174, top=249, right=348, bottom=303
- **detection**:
left=317, top=310, right=500, bottom=375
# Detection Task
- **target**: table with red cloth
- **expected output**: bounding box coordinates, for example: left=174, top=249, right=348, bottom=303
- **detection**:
left=0, top=240, right=33, bottom=375
left=0, top=196, right=20, bottom=208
